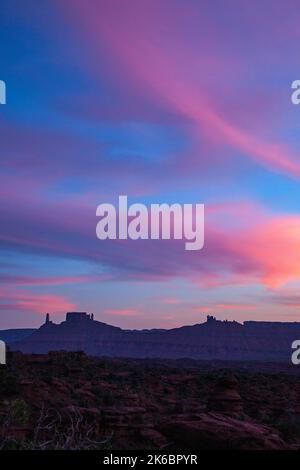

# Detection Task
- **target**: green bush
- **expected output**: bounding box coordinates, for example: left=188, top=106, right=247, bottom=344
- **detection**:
left=9, top=398, right=30, bottom=425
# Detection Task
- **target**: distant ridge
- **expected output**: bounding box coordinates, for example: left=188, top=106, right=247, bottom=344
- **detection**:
left=0, top=328, right=36, bottom=344
left=7, top=312, right=300, bottom=363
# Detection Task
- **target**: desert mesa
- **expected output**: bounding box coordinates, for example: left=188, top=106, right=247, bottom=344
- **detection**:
left=1, top=312, right=300, bottom=363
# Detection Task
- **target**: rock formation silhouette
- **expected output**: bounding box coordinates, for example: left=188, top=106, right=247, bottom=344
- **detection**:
left=6, top=313, right=300, bottom=362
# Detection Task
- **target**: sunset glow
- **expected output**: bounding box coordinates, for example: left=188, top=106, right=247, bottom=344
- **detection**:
left=1, top=0, right=300, bottom=329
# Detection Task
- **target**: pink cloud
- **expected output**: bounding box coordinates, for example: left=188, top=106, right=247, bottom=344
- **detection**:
left=195, top=303, right=257, bottom=314
left=103, top=308, right=140, bottom=317
left=230, top=216, right=300, bottom=288
left=67, top=0, right=300, bottom=179
left=0, top=186, right=300, bottom=287
left=0, top=288, right=76, bottom=314
left=2, top=182, right=300, bottom=290
left=161, top=297, right=181, bottom=305
left=215, top=303, right=257, bottom=311
left=0, top=274, right=113, bottom=286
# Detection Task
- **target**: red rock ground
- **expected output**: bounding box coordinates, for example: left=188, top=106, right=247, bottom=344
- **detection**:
left=1, top=351, right=300, bottom=449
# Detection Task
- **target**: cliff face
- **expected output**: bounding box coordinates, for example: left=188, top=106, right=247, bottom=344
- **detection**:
left=9, top=314, right=300, bottom=362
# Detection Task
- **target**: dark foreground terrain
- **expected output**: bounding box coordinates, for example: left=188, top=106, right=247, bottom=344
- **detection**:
left=1, top=352, right=300, bottom=450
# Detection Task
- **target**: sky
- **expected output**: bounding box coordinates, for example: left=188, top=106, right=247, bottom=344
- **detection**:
left=1, top=0, right=300, bottom=329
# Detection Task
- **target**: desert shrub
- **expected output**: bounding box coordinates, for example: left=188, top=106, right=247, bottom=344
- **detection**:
left=9, top=398, right=30, bottom=425
left=90, top=384, right=102, bottom=396
left=40, top=370, right=53, bottom=384
left=276, top=415, right=300, bottom=441
left=0, top=438, right=24, bottom=450
left=102, top=392, right=116, bottom=406
left=105, top=373, right=124, bottom=384
left=0, top=369, right=19, bottom=396
left=0, top=399, right=31, bottom=450
left=172, top=402, right=184, bottom=413
left=27, top=407, right=113, bottom=450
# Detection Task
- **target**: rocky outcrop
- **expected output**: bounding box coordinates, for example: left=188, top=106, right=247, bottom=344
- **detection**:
left=2, top=351, right=300, bottom=449
left=160, top=413, right=288, bottom=449
left=207, top=374, right=243, bottom=416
